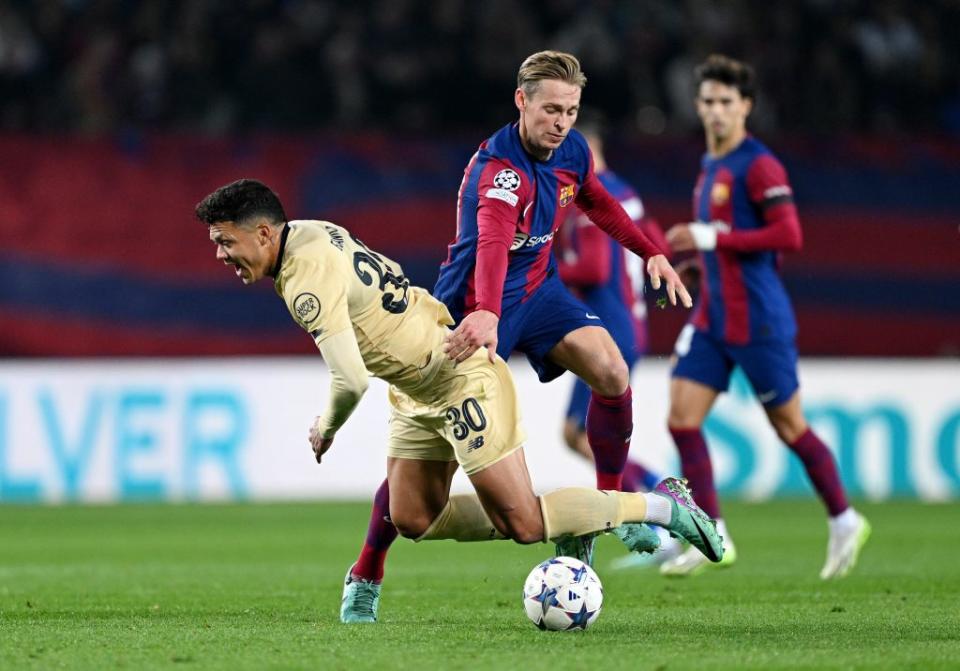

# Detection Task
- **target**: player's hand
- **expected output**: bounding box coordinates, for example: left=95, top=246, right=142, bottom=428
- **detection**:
left=665, top=224, right=696, bottom=252
left=646, top=254, right=693, bottom=309
left=308, top=419, right=334, bottom=464
left=443, top=309, right=499, bottom=364
left=667, top=221, right=724, bottom=252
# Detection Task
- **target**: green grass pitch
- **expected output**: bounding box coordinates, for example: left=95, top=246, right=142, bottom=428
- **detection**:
left=1, top=501, right=957, bottom=670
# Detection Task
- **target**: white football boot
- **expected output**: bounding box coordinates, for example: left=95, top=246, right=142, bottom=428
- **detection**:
left=820, top=509, right=871, bottom=580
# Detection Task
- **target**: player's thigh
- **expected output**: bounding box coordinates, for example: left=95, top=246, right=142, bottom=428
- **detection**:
left=438, top=351, right=527, bottom=478
left=513, top=278, right=611, bottom=383
left=386, top=456, right=459, bottom=536
left=731, top=339, right=800, bottom=411
left=386, top=394, right=459, bottom=535
left=548, top=325, right=628, bottom=396
left=668, top=377, right=720, bottom=427
left=467, top=447, right=543, bottom=544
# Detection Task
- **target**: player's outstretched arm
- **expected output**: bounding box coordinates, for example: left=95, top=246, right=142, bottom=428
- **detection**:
left=575, top=173, right=663, bottom=260
left=310, top=329, right=370, bottom=463
left=646, top=254, right=693, bottom=308
left=443, top=309, right=499, bottom=364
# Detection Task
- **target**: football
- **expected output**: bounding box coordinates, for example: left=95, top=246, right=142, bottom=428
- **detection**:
left=522, top=556, right=603, bottom=631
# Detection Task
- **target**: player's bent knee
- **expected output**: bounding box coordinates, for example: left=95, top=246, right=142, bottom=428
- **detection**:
left=590, top=357, right=629, bottom=397
left=391, top=512, right=435, bottom=540
left=667, top=410, right=702, bottom=429
left=774, top=422, right=805, bottom=446
left=500, top=518, right=544, bottom=545
left=667, top=397, right=707, bottom=428
left=490, top=508, right=544, bottom=544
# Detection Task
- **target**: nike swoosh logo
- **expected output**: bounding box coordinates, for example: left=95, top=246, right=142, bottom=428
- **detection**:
left=758, top=390, right=778, bottom=403
left=693, top=516, right=721, bottom=562
left=585, top=313, right=600, bottom=320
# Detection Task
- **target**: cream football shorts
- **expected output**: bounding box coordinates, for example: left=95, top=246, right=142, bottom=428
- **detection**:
left=387, top=348, right=525, bottom=475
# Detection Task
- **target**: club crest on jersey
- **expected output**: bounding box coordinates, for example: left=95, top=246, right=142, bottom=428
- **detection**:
left=711, top=182, right=730, bottom=205
left=294, top=292, right=321, bottom=324
left=493, top=168, right=521, bottom=192
left=558, top=183, right=576, bottom=207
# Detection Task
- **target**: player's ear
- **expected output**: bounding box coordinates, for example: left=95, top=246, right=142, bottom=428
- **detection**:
left=515, top=88, right=526, bottom=112
left=255, top=219, right=273, bottom=245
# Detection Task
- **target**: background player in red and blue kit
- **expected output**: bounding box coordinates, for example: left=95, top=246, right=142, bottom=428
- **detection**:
left=661, top=54, right=870, bottom=579
left=340, top=51, right=694, bottom=623
left=555, top=114, right=666, bottom=494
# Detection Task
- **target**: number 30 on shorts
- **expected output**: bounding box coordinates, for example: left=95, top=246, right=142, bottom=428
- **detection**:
left=444, top=398, right=488, bottom=440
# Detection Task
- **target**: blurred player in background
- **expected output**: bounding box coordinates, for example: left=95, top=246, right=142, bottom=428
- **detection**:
left=555, top=113, right=684, bottom=567
left=343, top=50, right=694, bottom=621
left=661, top=55, right=870, bottom=579
left=196, top=179, right=722, bottom=624
left=555, top=112, right=664, bottom=493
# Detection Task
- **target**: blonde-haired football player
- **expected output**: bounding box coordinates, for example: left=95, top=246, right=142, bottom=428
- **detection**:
left=196, top=178, right=723, bottom=623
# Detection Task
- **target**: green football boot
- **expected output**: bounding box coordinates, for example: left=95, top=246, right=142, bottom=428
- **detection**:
left=653, top=477, right=724, bottom=563
left=613, top=522, right=662, bottom=554
left=340, top=568, right=381, bottom=623
left=554, top=532, right=597, bottom=566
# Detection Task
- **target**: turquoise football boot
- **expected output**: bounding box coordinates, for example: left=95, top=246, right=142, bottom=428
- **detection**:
left=340, top=568, right=381, bottom=623
left=613, top=522, right=662, bottom=554
left=653, top=477, right=724, bottom=563
left=554, top=532, right=597, bottom=566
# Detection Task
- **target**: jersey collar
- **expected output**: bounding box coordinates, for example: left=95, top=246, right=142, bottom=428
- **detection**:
left=270, top=222, right=291, bottom=277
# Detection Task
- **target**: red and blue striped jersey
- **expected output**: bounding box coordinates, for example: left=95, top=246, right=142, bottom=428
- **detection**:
left=434, top=123, right=662, bottom=321
left=691, top=136, right=803, bottom=344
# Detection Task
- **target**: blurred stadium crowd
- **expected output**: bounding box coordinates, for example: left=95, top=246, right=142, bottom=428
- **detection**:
left=1, top=0, right=958, bottom=136
left=0, top=0, right=957, bottom=358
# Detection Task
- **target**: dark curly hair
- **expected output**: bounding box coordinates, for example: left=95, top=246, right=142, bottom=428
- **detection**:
left=195, top=179, right=287, bottom=227
left=695, top=54, right=756, bottom=101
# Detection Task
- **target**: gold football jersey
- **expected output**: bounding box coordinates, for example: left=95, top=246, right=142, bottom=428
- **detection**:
left=274, top=220, right=455, bottom=398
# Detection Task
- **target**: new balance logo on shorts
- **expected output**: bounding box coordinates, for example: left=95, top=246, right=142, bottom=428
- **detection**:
left=466, top=436, right=485, bottom=452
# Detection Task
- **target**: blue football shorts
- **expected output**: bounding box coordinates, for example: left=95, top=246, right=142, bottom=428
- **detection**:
left=671, top=323, right=799, bottom=408
left=497, top=274, right=603, bottom=383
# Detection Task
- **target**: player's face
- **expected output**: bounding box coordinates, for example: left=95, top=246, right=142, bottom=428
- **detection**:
left=516, top=79, right=581, bottom=158
left=696, top=80, right=751, bottom=143
left=209, top=220, right=274, bottom=285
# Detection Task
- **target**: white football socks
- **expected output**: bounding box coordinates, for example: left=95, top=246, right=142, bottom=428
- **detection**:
left=642, top=492, right=672, bottom=526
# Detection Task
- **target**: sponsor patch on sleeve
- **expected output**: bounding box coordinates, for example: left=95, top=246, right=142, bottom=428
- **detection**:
left=493, top=168, right=521, bottom=191
left=484, top=188, right=519, bottom=207
left=761, top=184, right=794, bottom=208
left=763, top=185, right=792, bottom=199
left=293, top=292, right=321, bottom=324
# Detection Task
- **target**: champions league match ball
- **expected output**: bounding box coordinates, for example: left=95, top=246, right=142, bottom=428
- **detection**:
left=522, top=557, right=603, bottom=631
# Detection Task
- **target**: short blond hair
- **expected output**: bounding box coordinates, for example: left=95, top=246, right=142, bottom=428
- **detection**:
left=517, top=50, right=587, bottom=97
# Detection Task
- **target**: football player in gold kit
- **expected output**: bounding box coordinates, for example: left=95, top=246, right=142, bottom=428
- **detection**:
left=196, top=178, right=722, bottom=622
